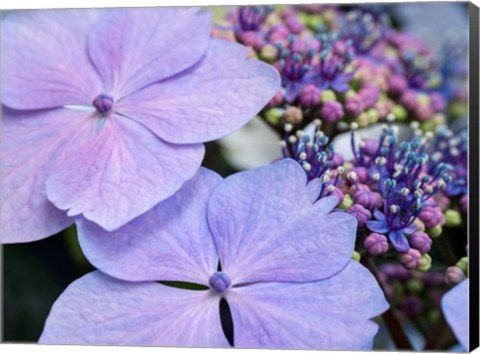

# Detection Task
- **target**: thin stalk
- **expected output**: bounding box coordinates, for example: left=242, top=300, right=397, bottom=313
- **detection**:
left=360, top=257, right=413, bottom=350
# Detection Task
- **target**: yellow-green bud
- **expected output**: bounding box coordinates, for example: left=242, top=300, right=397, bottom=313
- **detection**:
left=391, top=105, right=407, bottom=121
left=417, top=93, right=430, bottom=106
left=339, top=194, right=353, bottom=210
left=420, top=120, right=436, bottom=133
left=321, top=89, right=336, bottom=103
left=260, top=44, right=279, bottom=63
left=357, top=113, right=369, bottom=128
left=264, top=108, right=283, bottom=125
left=456, top=257, right=468, bottom=274
left=407, top=278, right=424, bottom=294
left=352, top=251, right=361, bottom=262
left=367, top=108, right=379, bottom=124
left=427, top=225, right=442, bottom=238
left=445, top=209, right=462, bottom=228
left=417, top=253, right=432, bottom=272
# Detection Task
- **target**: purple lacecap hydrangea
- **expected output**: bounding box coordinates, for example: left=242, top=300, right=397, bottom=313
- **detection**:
left=39, top=160, right=388, bottom=349
left=441, top=279, right=469, bottom=351
left=1, top=8, right=280, bottom=242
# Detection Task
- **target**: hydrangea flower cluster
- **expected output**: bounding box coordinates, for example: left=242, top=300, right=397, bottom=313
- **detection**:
left=213, top=5, right=453, bottom=136
left=1, top=4, right=471, bottom=352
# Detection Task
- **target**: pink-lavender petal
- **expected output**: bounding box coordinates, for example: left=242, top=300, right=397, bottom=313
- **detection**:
left=1, top=107, right=97, bottom=243
left=77, top=168, right=221, bottom=284
left=45, top=114, right=204, bottom=231
left=116, top=38, right=280, bottom=144
left=1, top=10, right=103, bottom=110
left=87, top=7, right=211, bottom=99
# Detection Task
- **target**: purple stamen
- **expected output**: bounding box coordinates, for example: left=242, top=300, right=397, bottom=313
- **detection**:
left=209, top=272, right=231, bottom=293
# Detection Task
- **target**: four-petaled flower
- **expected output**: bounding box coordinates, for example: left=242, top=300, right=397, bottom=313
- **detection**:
left=40, top=160, right=388, bottom=349
left=1, top=7, right=280, bottom=242
left=366, top=209, right=417, bottom=252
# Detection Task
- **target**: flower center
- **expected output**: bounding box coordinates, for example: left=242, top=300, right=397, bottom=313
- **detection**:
left=92, top=94, right=114, bottom=114
left=208, top=272, right=231, bottom=293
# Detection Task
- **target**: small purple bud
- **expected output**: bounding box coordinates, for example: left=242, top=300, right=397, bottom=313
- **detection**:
left=209, top=272, right=232, bottom=293
left=358, top=84, right=380, bottom=109
left=347, top=204, right=372, bottom=227
left=388, top=74, right=408, bottom=96
left=445, top=266, right=466, bottom=286
left=267, top=24, right=290, bottom=43
left=363, top=232, right=389, bottom=256
left=268, top=90, right=284, bottom=108
left=92, top=94, right=114, bottom=113
left=409, top=231, right=432, bottom=254
left=430, top=92, right=446, bottom=113
left=363, top=139, right=380, bottom=157
left=240, top=31, right=264, bottom=50
left=345, top=95, right=365, bottom=117
left=418, top=206, right=445, bottom=229
left=399, top=249, right=422, bottom=270
left=349, top=166, right=368, bottom=183
left=320, top=101, right=344, bottom=123
left=284, top=15, right=304, bottom=34
left=402, top=295, right=423, bottom=317
left=324, top=186, right=344, bottom=205
left=354, top=189, right=382, bottom=210
left=299, top=84, right=321, bottom=108
left=414, top=104, right=433, bottom=121
left=332, top=153, right=344, bottom=168
left=400, top=90, right=418, bottom=111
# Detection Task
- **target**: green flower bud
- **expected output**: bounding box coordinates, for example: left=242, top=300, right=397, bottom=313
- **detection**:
left=417, top=93, right=430, bottom=106
left=352, top=251, right=361, bottom=262
left=420, top=120, right=436, bottom=133
left=391, top=105, right=407, bottom=121
left=407, top=278, right=424, bottom=294
left=264, top=108, right=283, bottom=125
left=367, top=108, right=379, bottom=124
left=445, top=209, right=462, bottom=228
left=260, top=44, right=278, bottom=63
left=456, top=257, right=469, bottom=274
left=427, top=225, right=442, bottom=239
left=321, top=89, right=336, bottom=103
left=417, top=253, right=432, bottom=272
left=357, top=113, right=369, bottom=128
left=339, top=194, right=353, bottom=210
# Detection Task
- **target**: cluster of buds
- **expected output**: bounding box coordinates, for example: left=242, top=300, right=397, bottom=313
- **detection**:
left=343, top=118, right=454, bottom=269
left=213, top=4, right=458, bottom=136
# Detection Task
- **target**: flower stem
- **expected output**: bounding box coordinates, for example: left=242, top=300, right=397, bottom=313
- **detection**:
left=360, top=257, right=413, bottom=350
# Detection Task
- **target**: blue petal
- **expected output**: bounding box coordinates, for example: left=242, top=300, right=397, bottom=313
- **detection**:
left=402, top=224, right=417, bottom=235
left=366, top=220, right=390, bottom=233
left=373, top=209, right=386, bottom=221
left=389, top=231, right=410, bottom=252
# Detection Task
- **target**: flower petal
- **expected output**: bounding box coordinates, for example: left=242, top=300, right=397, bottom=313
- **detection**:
left=373, top=208, right=387, bottom=221
left=1, top=107, right=97, bottom=243
left=366, top=220, right=390, bottom=233
left=45, top=115, right=204, bottom=231
left=389, top=230, right=410, bottom=252
left=87, top=7, right=211, bottom=98
left=208, top=159, right=357, bottom=284
left=117, top=38, right=281, bottom=144
left=1, top=10, right=103, bottom=110
left=39, top=271, right=229, bottom=347
left=442, top=279, right=469, bottom=351
left=77, top=168, right=221, bottom=283
left=227, top=261, right=389, bottom=349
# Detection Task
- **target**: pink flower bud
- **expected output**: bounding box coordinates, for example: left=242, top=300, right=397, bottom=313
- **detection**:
left=354, top=189, right=382, bottom=210
left=363, top=232, right=389, bottom=256
left=320, top=101, right=344, bottom=122
left=409, top=231, right=432, bottom=254
left=399, top=249, right=422, bottom=270
left=299, top=84, right=321, bottom=108
left=445, top=266, right=466, bottom=286
left=347, top=204, right=372, bottom=227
